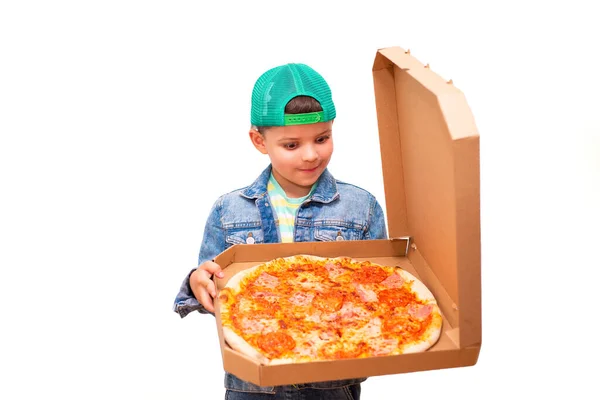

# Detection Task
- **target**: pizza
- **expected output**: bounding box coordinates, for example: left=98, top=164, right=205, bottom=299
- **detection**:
left=217, top=254, right=442, bottom=365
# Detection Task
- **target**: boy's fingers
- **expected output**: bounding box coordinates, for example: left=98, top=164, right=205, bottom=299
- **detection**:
left=198, top=289, right=215, bottom=313
left=196, top=270, right=217, bottom=298
left=196, top=269, right=212, bottom=285
left=201, top=261, right=224, bottom=278
left=206, top=280, right=217, bottom=298
left=197, top=269, right=219, bottom=295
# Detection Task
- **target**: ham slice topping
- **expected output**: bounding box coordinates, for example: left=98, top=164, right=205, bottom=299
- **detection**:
left=239, top=317, right=279, bottom=335
left=298, top=280, right=326, bottom=292
left=321, top=312, right=339, bottom=322
left=381, top=272, right=405, bottom=288
left=370, top=337, right=399, bottom=356
left=408, top=304, right=433, bottom=319
left=354, top=283, right=378, bottom=302
left=339, top=302, right=370, bottom=320
left=254, top=272, right=279, bottom=288
left=289, top=292, right=315, bottom=306
left=357, top=318, right=382, bottom=338
left=253, top=291, right=279, bottom=303
left=324, top=262, right=347, bottom=280
left=306, top=312, right=322, bottom=323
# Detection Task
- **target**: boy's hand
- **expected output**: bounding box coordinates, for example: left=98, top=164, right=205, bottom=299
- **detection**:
left=190, top=261, right=224, bottom=313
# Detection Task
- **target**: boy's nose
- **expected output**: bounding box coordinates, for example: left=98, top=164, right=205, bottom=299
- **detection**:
left=301, top=146, right=318, bottom=162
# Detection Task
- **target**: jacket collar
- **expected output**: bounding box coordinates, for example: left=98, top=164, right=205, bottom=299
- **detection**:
left=241, top=165, right=339, bottom=204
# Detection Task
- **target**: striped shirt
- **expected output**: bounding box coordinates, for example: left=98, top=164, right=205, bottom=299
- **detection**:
left=267, top=174, right=315, bottom=243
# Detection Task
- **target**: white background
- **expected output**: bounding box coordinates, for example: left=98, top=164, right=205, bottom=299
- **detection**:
left=1, top=1, right=599, bottom=399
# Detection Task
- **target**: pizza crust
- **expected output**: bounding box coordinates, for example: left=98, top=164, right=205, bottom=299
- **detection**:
left=270, top=357, right=300, bottom=365
left=222, top=326, right=271, bottom=365
left=224, top=264, right=261, bottom=294
left=219, top=264, right=263, bottom=317
left=400, top=304, right=443, bottom=354
left=395, top=268, right=437, bottom=303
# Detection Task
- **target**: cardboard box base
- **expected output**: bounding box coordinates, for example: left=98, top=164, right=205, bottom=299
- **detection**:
left=214, top=239, right=481, bottom=386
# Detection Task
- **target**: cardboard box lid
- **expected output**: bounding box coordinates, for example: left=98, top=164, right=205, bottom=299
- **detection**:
left=373, top=46, right=481, bottom=347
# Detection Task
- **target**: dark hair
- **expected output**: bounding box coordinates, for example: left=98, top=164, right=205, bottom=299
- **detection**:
left=254, top=96, right=323, bottom=134
left=284, top=95, right=323, bottom=114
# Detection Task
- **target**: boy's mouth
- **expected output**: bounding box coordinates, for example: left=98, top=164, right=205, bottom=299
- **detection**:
left=298, top=164, right=321, bottom=173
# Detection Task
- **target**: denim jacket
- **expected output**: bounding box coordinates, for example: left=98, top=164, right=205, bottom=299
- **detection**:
left=174, top=165, right=387, bottom=317
left=173, top=165, right=387, bottom=392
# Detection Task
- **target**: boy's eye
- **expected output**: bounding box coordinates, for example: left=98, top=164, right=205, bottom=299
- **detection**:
left=284, top=143, right=298, bottom=150
left=316, top=135, right=331, bottom=144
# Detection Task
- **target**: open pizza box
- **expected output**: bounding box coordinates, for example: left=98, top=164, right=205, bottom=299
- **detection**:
left=212, top=46, right=481, bottom=386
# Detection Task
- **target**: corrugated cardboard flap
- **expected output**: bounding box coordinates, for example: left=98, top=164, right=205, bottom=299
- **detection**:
left=372, top=46, right=481, bottom=348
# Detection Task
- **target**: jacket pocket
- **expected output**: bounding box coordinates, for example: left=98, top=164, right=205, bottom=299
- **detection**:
left=225, top=227, right=264, bottom=246
left=314, top=226, right=362, bottom=242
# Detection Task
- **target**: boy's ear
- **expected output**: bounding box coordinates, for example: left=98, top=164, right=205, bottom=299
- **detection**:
left=249, top=129, right=268, bottom=154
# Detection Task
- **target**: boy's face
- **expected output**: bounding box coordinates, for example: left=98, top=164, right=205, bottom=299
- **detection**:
left=249, top=121, right=334, bottom=198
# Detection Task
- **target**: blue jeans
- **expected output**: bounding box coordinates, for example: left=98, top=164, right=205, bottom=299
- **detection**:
left=224, top=373, right=363, bottom=399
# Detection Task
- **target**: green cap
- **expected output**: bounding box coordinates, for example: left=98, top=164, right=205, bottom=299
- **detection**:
left=251, top=63, right=336, bottom=127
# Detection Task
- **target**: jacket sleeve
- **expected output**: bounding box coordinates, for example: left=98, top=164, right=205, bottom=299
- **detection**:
left=173, top=197, right=226, bottom=318
left=365, top=197, right=388, bottom=240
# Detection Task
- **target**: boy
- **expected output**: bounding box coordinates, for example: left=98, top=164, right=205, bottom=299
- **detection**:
left=174, top=63, right=387, bottom=399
